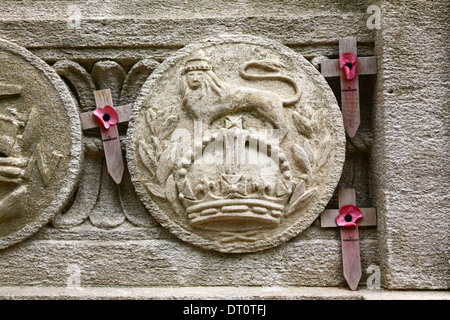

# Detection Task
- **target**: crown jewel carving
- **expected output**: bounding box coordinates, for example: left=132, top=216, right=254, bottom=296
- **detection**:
left=182, top=52, right=213, bottom=74
left=175, top=128, right=293, bottom=232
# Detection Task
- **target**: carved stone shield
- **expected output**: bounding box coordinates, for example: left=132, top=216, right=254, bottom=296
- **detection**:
left=127, top=35, right=345, bottom=253
left=0, top=39, right=82, bottom=249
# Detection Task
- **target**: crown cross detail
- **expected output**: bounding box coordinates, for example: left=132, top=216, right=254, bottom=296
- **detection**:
left=222, top=174, right=247, bottom=197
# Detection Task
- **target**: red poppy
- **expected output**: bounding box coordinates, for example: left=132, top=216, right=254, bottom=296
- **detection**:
left=339, top=52, right=357, bottom=80
left=336, top=204, right=362, bottom=227
left=94, top=105, right=119, bottom=130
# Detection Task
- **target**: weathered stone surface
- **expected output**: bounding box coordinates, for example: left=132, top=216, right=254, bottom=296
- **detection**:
left=371, top=0, right=449, bottom=289
left=127, top=35, right=345, bottom=253
left=2, top=286, right=447, bottom=300
left=0, top=38, right=82, bottom=249
left=0, top=1, right=374, bottom=49
left=0, top=0, right=446, bottom=293
left=0, top=223, right=379, bottom=288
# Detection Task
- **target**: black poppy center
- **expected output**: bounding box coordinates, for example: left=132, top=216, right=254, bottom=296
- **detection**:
left=103, top=114, right=111, bottom=121
left=344, top=214, right=353, bottom=222
left=345, top=62, right=353, bottom=70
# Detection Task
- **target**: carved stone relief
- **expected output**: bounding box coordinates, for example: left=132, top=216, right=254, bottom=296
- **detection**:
left=51, top=58, right=160, bottom=229
left=127, top=35, right=346, bottom=253
left=0, top=39, right=82, bottom=249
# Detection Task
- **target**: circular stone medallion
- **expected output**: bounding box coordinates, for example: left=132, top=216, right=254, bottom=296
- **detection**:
left=127, top=35, right=345, bottom=253
left=0, top=39, right=82, bottom=249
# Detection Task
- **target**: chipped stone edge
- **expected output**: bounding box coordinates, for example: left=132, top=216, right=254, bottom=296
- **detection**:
left=0, top=286, right=448, bottom=300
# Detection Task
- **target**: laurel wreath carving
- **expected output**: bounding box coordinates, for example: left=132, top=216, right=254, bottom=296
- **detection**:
left=138, top=108, right=180, bottom=204
left=138, top=106, right=333, bottom=218
left=286, top=109, right=332, bottom=215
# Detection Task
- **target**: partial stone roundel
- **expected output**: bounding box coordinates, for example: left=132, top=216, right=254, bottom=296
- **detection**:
left=127, top=35, right=345, bottom=253
left=0, top=39, right=82, bottom=249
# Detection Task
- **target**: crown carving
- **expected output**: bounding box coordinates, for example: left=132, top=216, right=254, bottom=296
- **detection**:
left=182, top=52, right=213, bottom=74
left=175, top=129, right=294, bottom=232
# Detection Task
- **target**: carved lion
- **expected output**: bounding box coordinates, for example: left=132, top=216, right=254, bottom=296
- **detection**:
left=180, top=58, right=301, bottom=136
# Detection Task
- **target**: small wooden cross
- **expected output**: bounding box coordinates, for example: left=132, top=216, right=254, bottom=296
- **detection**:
left=320, top=188, right=377, bottom=290
left=79, top=89, right=133, bottom=184
left=321, top=37, right=377, bottom=138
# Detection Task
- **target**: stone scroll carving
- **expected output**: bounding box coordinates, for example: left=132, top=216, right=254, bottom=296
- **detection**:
left=127, top=35, right=346, bottom=253
left=0, top=39, right=82, bottom=249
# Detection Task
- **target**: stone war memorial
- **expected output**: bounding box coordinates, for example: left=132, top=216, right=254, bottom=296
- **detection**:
left=0, top=1, right=448, bottom=301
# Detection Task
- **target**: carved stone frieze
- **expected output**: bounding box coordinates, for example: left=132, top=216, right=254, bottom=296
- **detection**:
left=51, top=58, right=160, bottom=229
left=0, top=39, right=82, bottom=249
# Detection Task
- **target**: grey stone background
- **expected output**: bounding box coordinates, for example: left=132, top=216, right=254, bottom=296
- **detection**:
left=0, top=0, right=448, bottom=294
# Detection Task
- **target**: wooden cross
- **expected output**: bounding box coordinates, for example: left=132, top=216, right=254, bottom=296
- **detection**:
left=321, top=37, right=377, bottom=138
left=79, top=89, right=133, bottom=184
left=320, top=188, right=377, bottom=290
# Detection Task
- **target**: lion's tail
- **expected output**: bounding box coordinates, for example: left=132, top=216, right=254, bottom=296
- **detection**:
left=239, top=60, right=301, bottom=106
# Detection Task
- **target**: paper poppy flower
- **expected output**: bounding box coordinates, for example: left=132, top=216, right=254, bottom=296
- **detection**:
left=336, top=204, right=362, bottom=227
left=339, top=52, right=357, bottom=80
left=94, top=105, right=119, bottom=130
